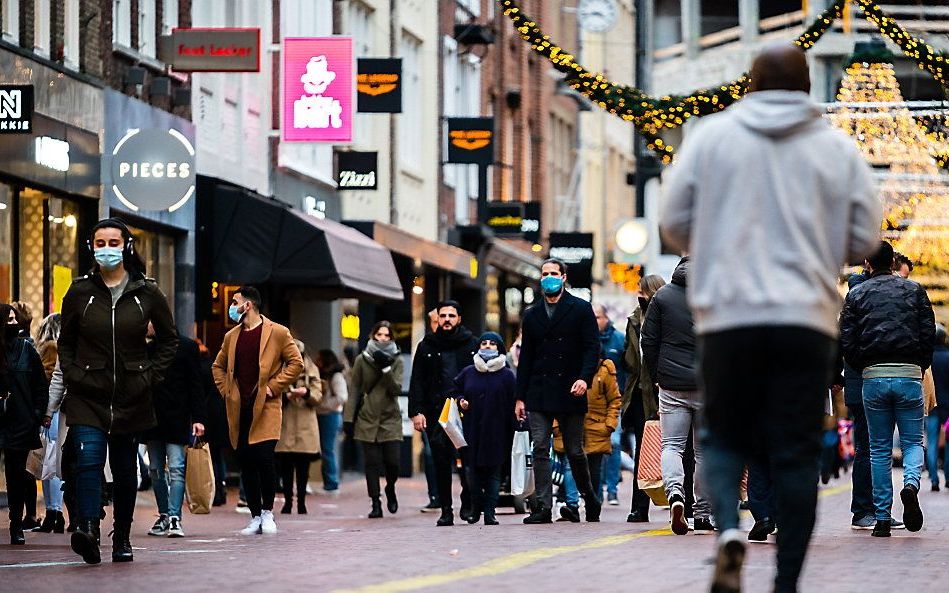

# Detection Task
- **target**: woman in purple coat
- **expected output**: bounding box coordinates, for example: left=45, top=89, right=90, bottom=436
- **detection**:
left=455, top=332, right=516, bottom=525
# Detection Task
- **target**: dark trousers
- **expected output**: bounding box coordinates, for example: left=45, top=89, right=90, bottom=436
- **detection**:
left=361, top=441, right=400, bottom=498
left=747, top=458, right=776, bottom=522
left=466, top=465, right=501, bottom=516
left=276, top=452, right=312, bottom=504
left=421, top=431, right=438, bottom=501
left=426, top=424, right=470, bottom=511
left=237, top=438, right=278, bottom=518
left=586, top=453, right=606, bottom=503
left=3, top=449, right=29, bottom=527
left=72, top=425, right=138, bottom=526
left=23, top=468, right=37, bottom=519
left=700, top=327, right=832, bottom=593
left=210, top=442, right=228, bottom=502
left=848, top=401, right=874, bottom=520
left=529, top=410, right=597, bottom=510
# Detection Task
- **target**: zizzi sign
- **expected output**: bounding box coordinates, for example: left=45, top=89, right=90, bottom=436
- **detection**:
left=159, top=28, right=261, bottom=72
left=0, top=85, right=34, bottom=133
left=283, top=37, right=354, bottom=143
left=109, top=129, right=196, bottom=212
left=336, top=151, right=377, bottom=190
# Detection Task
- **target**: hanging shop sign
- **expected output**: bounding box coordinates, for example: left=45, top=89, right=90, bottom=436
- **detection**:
left=446, top=117, right=494, bottom=166
left=283, top=37, right=354, bottom=143
left=485, top=202, right=524, bottom=236
left=549, top=232, right=594, bottom=289
left=522, top=201, right=541, bottom=244
left=357, top=58, right=402, bottom=113
left=108, top=128, right=196, bottom=212
left=159, top=28, right=261, bottom=72
left=336, top=151, right=378, bottom=190
left=0, top=84, right=34, bottom=134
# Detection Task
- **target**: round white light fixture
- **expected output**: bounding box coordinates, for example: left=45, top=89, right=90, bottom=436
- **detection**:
left=615, top=220, right=649, bottom=255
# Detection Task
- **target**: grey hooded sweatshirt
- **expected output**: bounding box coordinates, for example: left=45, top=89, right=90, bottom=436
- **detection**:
left=660, top=90, right=882, bottom=337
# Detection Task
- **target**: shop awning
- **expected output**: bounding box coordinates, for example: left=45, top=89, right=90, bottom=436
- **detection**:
left=201, top=180, right=403, bottom=301
left=345, top=220, right=478, bottom=279
left=485, top=238, right=543, bottom=280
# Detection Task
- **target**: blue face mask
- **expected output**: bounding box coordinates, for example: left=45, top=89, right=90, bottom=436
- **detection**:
left=540, top=275, right=564, bottom=295
left=478, top=349, right=500, bottom=361
left=94, top=247, right=124, bottom=271
left=228, top=304, right=244, bottom=323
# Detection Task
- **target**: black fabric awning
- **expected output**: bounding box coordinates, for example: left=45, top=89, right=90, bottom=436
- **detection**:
left=200, top=178, right=403, bottom=301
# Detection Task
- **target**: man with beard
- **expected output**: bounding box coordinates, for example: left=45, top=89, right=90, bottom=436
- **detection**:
left=409, top=300, right=479, bottom=526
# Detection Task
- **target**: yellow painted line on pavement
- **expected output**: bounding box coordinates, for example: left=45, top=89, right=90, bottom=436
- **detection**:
left=333, top=484, right=851, bottom=593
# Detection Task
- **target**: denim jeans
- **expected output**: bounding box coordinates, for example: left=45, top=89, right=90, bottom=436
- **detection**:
left=560, top=454, right=579, bottom=507
left=700, top=327, right=831, bottom=593
left=848, top=400, right=874, bottom=519
left=147, top=441, right=187, bottom=518
left=659, top=389, right=710, bottom=518
left=747, top=459, right=775, bottom=522
left=925, top=413, right=947, bottom=487
left=863, top=377, right=924, bottom=521
left=466, top=465, right=501, bottom=516
left=317, top=412, right=343, bottom=491
left=602, top=429, right=621, bottom=497
left=72, top=425, right=138, bottom=525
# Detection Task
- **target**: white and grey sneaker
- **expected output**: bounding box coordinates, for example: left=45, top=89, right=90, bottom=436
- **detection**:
left=260, top=510, right=278, bottom=534
left=239, top=516, right=262, bottom=536
left=167, top=516, right=185, bottom=538
left=148, top=514, right=170, bottom=536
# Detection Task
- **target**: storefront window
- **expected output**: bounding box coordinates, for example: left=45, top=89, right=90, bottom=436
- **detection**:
left=130, top=226, right=176, bottom=312
left=47, top=196, right=80, bottom=313
left=0, top=185, right=12, bottom=304
left=18, top=189, right=46, bottom=326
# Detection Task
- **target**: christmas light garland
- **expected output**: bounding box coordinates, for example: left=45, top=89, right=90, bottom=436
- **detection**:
left=498, top=0, right=949, bottom=161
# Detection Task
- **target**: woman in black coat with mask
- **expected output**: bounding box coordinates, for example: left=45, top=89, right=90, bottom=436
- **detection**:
left=0, top=304, right=49, bottom=545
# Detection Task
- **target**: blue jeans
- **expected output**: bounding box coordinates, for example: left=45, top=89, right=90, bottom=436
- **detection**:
left=848, top=400, right=874, bottom=519
left=72, top=425, right=138, bottom=525
left=147, top=441, right=187, bottom=518
left=747, top=459, right=775, bottom=522
left=863, top=377, right=924, bottom=521
left=560, top=454, right=579, bottom=507
left=925, top=413, right=947, bottom=487
left=602, top=429, right=621, bottom=497
left=317, top=412, right=343, bottom=491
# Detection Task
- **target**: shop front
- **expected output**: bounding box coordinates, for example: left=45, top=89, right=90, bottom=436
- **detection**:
left=483, top=238, right=543, bottom=343
left=0, top=50, right=102, bottom=329
left=101, top=90, right=197, bottom=333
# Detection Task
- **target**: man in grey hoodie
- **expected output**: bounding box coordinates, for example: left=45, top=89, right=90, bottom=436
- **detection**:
left=660, top=44, right=882, bottom=593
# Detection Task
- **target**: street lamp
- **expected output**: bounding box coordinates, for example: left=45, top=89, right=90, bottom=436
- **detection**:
left=615, top=219, right=649, bottom=255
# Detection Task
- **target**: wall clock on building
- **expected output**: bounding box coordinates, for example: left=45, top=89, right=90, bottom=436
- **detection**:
left=578, top=0, right=618, bottom=33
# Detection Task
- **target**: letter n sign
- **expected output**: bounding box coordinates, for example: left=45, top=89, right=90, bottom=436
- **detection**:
left=0, top=85, right=34, bottom=134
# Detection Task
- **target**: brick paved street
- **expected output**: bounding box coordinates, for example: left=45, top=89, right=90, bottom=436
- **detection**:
left=2, top=471, right=947, bottom=593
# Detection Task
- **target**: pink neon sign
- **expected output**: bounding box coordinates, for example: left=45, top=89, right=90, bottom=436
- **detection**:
left=282, top=37, right=353, bottom=143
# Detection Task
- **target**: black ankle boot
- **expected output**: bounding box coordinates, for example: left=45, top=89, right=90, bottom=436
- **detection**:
left=368, top=497, right=383, bottom=519
left=70, top=519, right=101, bottom=564
left=297, top=497, right=308, bottom=515
left=111, top=524, right=133, bottom=563
left=385, top=485, right=398, bottom=514
left=484, top=510, right=499, bottom=525
left=9, top=520, right=25, bottom=545
left=53, top=511, right=65, bottom=534
left=37, top=513, right=56, bottom=533
left=436, top=507, right=454, bottom=526
left=281, top=497, right=293, bottom=514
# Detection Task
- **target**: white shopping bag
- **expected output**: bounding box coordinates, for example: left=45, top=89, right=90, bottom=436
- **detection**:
left=40, top=433, right=60, bottom=481
left=510, top=430, right=535, bottom=497
left=438, top=398, right=467, bottom=449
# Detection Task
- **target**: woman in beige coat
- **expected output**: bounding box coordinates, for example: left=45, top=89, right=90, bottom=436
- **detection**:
left=276, top=340, right=323, bottom=514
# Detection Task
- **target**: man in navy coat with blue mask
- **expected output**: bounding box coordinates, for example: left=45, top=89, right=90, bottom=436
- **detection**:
left=516, top=258, right=601, bottom=524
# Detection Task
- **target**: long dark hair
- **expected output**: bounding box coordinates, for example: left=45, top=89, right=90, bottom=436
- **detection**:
left=90, top=218, right=147, bottom=277
left=0, top=303, right=14, bottom=376
left=369, top=320, right=392, bottom=341
left=317, top=349, right=345, bottom=375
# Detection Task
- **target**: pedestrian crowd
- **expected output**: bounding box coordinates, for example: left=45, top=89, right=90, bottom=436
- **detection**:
left=1, top=44, right=948, bottom=593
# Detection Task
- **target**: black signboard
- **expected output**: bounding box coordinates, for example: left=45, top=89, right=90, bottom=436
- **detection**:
left=548, top=232, right=594, bottom=289
left=485, top=202, right=524, bottom=236
left=357, top=58, right=402, bottom=113
left=336, top=151, right=378, bottom=190
left=447, top=117, right=494, bottom=166
left=0, top=84, right=34, bottom=134
left=522, top=202, right=541, bottom=244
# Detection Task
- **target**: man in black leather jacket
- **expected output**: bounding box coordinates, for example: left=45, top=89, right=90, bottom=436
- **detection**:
left=840, top=241, right=935, bottom=537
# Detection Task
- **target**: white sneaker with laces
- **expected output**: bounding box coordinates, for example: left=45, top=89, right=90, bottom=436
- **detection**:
left=239, top=516, right=262, bottom=536
left=167, top=516, right=185, bottom=538
left=260, top=510, right=278, bottom=534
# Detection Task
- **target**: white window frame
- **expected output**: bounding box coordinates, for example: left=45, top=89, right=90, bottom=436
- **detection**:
left=113, top=0, right=131, bottom=46
left=1, top=0, right=20, bottom=45
left=347, top=0, right=373, bottom=56
left=457, top=0, right=480, bottom=18
left=398, top=31, right=423, bottom=173
left=161, top=0, right=178, bottom=35
left=63, top=0, right=80, bottom=68
left=138, top=0, right=156, bottom=57
left=33, top=0, right=50, bottom=57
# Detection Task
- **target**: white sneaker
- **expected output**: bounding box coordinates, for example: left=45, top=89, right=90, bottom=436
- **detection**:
left=239, top=516, right=262, bottom=536
left=260, top=510, right=277, bottom=534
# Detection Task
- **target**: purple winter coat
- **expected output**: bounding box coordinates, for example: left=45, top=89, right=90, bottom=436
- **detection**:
left=453, top=363, right=516, bottom=468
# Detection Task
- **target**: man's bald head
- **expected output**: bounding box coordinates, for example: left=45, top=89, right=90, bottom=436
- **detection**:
left=749, top=44, right=811, bottom=94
